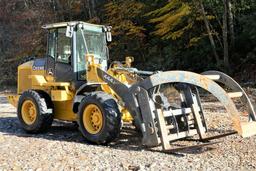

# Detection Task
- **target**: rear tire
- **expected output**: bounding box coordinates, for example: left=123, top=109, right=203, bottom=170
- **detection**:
left=78, top=91, right=121, bottom=144
left=17, top=90, right=53, bottom=133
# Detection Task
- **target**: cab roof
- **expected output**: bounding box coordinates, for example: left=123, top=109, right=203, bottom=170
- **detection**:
left=42, top=21, right=104, bottom=30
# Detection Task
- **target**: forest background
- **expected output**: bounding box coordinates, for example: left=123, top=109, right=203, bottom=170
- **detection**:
left=0, top=0, right=255, bottom=85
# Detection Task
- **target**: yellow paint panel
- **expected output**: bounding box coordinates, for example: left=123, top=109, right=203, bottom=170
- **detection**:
left=44, top=82, right=70, bottom=87
left=85, top=55, right=104, bottom=83
left=30, top=75, right=71, bottom=87
left=17, top=62, right=33, bottom=94
left=87, top=65, right=103, bottom=83
left=51, top=90, right=72, bottom=101
left=53, top=100, right=77, bottom=121
left=121, top=109, right=133, bottom=122
left=31, top=69, right=45, bottom=76
left=30, top=75, right=47, bottom=86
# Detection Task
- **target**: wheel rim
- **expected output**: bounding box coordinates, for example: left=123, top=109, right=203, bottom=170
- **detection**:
left=83, top=104, right=103, bottom=134
left=21, top=100, right=37, bottom=125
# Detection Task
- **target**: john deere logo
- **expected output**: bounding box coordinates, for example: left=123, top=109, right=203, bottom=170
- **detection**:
left=33, top=59, right=45, bottom=71
left=32, top=66, right=44, bottom=70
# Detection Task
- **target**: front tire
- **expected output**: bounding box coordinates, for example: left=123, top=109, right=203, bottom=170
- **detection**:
left=17, top=90, right=53, bottom=133
left=78, top=91, right=121, bottom=144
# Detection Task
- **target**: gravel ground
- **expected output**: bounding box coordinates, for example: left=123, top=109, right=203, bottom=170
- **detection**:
left=0, top=90, right=256, bottom=171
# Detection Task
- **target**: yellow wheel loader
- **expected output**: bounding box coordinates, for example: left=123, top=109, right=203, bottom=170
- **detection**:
left=7, top=21, right=256, bottom=150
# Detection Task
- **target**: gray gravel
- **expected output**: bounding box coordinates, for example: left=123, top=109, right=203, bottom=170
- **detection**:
left=0, top=92, right=256, bottom=171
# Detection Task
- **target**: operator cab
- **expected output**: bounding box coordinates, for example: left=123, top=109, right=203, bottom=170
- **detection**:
left=42, top=21, right=111, bottom=86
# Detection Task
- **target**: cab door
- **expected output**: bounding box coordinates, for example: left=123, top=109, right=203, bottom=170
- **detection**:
left=47, top=28, right=73, bottom=82
left=46, top=30, right=56, bottom=77
left=55, top=28, right=73, bottom=82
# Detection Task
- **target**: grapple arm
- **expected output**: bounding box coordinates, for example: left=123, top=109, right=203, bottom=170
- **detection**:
left=97, top=68, right=256, bottom=150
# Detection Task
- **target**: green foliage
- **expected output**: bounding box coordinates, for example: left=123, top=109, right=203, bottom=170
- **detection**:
left=103, top=0, right=147, bottom=62
left=147, top=0, right=192, bottom=40
left=0, top=0, right=256, bottom=86
left=234, top=13, right=256, bottom=65
left=104, top=1, right=145, bottom=38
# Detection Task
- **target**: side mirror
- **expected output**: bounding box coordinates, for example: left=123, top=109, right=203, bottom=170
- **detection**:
left=66, top=25, right=74, bottom=38
left=106, top=31, right=112, bottom=42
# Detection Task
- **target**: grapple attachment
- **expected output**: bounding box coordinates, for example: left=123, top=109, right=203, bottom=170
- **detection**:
left=97, top=68, right=256, bottom=151
left=132, top=71, right=256, bottom=150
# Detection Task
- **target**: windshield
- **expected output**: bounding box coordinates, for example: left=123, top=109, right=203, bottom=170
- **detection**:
left=76, top=27, right=106, bottom=59
left=76, top=26, right=107, bottom=80
left=82, top=30, right=106, bottom=59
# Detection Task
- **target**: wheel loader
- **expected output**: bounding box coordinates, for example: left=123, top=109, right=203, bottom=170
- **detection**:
left=7, top=21, right=256, bottom=151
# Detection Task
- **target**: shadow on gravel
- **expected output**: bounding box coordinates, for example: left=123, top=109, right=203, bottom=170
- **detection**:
left=0, top=116, right=144, bottom=150
left=0, top=96, right=9, bottom=104
left=0, top=116, right=217, bottom=155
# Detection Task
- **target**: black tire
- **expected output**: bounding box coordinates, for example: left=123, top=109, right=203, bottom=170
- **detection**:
left=78, top=91, right=121, bottom=144
left=17, top=90, right=53, bottom=133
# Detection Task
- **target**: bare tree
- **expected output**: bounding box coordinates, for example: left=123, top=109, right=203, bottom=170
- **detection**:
left=54, top=0, right=64, bottom=21
left=223, top=0, right=230, bottom=69
left=198, top=0, right=220, bottom=65
left=227, top=0, right=235, bottom=48
left=87, top=0, right=96, bottom=19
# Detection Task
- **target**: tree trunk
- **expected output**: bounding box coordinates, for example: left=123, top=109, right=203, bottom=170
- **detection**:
left=24, top=0, right=28, bottom=8
left=55, top=0, right=64, bottom=21
left=86, top=0, right=92, bottom=19
left=51, top=0, right=57, bottom=21
left=199, top=0, right=221, bottom=64
left=227, top=0, right=235, bottom=49
left=223, top=0, right=230, bottom=70
left=87, top=0, right=96, bottom=19
left=91, top=0, right=96, bottom=18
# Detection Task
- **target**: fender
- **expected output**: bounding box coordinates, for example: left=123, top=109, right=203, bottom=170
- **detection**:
left=72, top=82, right=105, bottom=113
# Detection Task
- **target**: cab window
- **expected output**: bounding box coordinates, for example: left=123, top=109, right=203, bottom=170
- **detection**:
left=56, top=28, right=71, bottom=64
left=47, top=30, right=56, bottom=58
